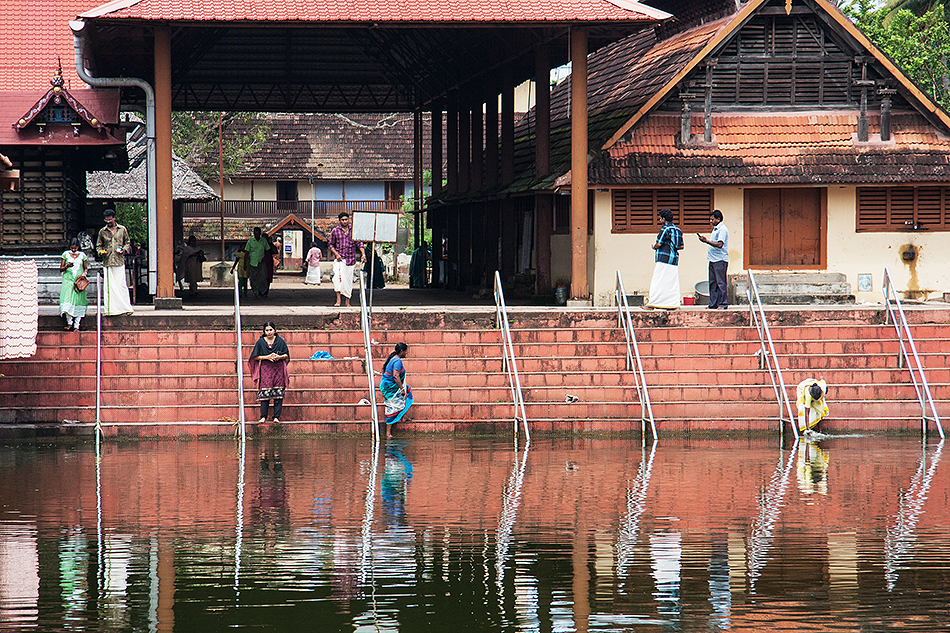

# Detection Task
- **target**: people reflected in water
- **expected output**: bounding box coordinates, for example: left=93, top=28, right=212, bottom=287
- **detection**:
left=381, top=441, right=413, bottom=527
left=797, top=440, right=829, bottom=496
left=251, top=446, right=290, bottom=551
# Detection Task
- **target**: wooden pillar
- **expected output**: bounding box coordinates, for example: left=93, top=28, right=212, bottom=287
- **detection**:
left=470, top=95, right=483, bottom=191
left=570, top=28, right=589, bottom=300
left=485, top=88, right=499, bottom=188
left=501, top=70, right=515, bottom=185
left=414, top=109, right=423, bottom=251
left=431, top=104, right=443, bottom=197
left=458, top=204, right=472, bottom=287
left=535, top=46, right=552, bottom=294
left=458, top=99, right=471, bottom=193
left=154, top=27, right=177, bottom=305
left=501, top=200, right=517, bottom=279
left=447, top=206, right=460, bottom=290
left=447, top=92, right=458, bottom=194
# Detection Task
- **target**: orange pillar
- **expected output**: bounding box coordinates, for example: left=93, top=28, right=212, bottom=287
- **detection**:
left=154, top=27, right=178, bottom=306
left=570, top=28, right=589, bottom=301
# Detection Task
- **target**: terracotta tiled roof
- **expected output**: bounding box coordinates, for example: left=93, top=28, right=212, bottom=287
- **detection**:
left=81, top=0, right=667, bottom=22
left=0, top=0, right=104, bottom=90
left=222, top=113, right=430, bottom=180
left=589, top=112, right=950, bottom=185
left=506, top=18, right=725, bottom=194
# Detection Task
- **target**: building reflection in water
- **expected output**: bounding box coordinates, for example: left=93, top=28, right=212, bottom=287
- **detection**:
left=708, top=532, right=731, bottom=630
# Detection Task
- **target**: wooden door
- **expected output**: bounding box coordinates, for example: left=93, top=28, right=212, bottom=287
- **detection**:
left=745, top=188, right=825, bottom=268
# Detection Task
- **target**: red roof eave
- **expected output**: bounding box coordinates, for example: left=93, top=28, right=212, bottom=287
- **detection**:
left=79, top=0, right=670, bottom=24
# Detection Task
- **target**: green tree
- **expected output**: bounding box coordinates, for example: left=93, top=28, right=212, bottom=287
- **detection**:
left=845, top=0, right=950, bottom=110
left=116, top=202, right=148, bottom=246
left=171, top=112, right=271, bottom=181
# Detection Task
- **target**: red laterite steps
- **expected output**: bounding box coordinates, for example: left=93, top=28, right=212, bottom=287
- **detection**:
left=0, top=308, right=947, bottom=437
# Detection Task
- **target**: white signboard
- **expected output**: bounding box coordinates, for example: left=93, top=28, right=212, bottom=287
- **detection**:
left=352, top=211, right=398, bottom=243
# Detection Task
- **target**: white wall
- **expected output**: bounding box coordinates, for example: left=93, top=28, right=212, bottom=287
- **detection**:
left=590, top=189, right=742, bottom=306
left=587, top=185, right=950, bottom=307
left=827, top=186, right=949, bottom=302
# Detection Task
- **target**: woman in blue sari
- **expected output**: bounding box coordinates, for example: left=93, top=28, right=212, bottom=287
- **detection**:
left=380, top=342, right=412, bottom=437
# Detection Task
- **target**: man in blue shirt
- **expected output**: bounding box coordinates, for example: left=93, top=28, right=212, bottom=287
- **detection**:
left=646, top=208, right=684, bottom=309
left=698, top=209, right=729, bottom=309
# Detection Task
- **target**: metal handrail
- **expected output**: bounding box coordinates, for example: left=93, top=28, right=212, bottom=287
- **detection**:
left=746, top=271, right=796, bottom=438
left=95, top=272, right=102, bottom=434
left=358, top=272, right=380, bottom=441
left=615, top=271, right=657, bottom=440
left=493, top=271, right=529, bottom=442
left=882, top=268, right=944, bottom=439
left=233, top=271, right=246, bottom=441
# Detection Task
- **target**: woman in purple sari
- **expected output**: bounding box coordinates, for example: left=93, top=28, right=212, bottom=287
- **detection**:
left=249, top=322, right=290, bottom=423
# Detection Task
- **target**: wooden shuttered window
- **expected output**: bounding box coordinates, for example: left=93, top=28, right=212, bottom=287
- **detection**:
left=857, top=187, right=950, bottom=231
left=612, top=189, right=713, bottom=233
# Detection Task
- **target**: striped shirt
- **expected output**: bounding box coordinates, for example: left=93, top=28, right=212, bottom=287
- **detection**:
left=654, top=223, right=684, bottom=265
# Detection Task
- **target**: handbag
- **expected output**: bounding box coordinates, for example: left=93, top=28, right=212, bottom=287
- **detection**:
left=74, top=276, right=90, bottom=292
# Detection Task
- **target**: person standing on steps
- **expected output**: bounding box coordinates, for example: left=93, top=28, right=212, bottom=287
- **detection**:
left=59, top=237, right=88, bottom=331
left=96, top=208, right=133, bottom=316
left=304, top=242, right=322, bottom=285
left=380, top=342, right=412, bottom=438
left=249, top=322, right=290, bottom=424
left=698, top=209, right=729, bottom=309
left=645, top=208, right=684, bottom=310
left=328, top=212, right=366, bottom=307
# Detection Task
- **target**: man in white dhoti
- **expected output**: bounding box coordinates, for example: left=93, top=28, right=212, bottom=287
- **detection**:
left=96, top=208, right=133, bottom=316
left=328, top=212, right=366, bottom=307
left=646, top=208, right=684, bottom=310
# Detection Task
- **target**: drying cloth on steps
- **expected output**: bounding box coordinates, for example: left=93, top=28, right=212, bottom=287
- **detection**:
left=0, top=260, right=38, bottom=359
left=309, top=350, right=336, bottom=360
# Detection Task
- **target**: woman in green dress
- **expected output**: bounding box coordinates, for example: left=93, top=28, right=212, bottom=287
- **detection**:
left=59, top=237, right=89, bottom=331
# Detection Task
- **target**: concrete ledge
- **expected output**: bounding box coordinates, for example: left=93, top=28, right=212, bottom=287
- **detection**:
left=153, top=297, right=183, bottom=310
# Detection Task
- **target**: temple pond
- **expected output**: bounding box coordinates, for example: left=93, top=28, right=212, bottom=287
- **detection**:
left=1, top=434, right=948, bottom=631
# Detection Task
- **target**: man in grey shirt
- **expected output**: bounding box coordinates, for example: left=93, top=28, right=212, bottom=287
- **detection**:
left=698, top=209, right=729, bottom=309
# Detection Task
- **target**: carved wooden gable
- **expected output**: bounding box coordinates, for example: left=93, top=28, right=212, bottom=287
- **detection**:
left=671, top=0, right=906, bottom=113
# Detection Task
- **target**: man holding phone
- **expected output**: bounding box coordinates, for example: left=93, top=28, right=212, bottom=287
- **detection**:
left=697, top=209, right=729, bottom=309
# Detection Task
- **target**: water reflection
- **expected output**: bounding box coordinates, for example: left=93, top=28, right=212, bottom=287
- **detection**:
left=747, top=441, right=798, bottom=592
left=884, top=439, right=945, bottom=590
left=1, top=436, right=949, bottom=632
left=796, top=439, right=829, bottom=497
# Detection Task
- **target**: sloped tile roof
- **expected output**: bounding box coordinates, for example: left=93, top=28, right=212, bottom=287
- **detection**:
left=223, top=113, right=428, bottom=180
left=589, top=112, right=950, bottom=185
left=81, top=0, right=667, bottom=22
left=503, top=18, right=724, bottom=195
left=0, top=0, right=104, bottom=91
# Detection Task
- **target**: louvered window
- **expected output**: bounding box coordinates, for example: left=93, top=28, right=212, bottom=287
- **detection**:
left=612, top=189, right=713, bottom=233
left=856, top=187, right=950, bottom=231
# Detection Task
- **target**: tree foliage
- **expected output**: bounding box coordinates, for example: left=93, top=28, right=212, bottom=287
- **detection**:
left=171, top=112, right=271, bottom=181
left=115, top=202, right=148, bottom=247
left=845, top=0, right=950, bottom=110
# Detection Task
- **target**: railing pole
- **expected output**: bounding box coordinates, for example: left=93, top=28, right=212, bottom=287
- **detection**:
left=747, top=271, right=796, bottom=439
left=95, top=272, right=102, bottom=434
left=615, top=271, right=656, bottom=440
left=234, top=271, right=246, bottom=441
left=359, top=272, right=380, bottom=440
left=494, top=271, right=528, bottom=442
left=882, top=268, right=943, bottom=439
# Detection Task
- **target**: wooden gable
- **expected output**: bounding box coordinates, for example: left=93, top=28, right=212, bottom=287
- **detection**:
left=667, top=3, right=909, bottom=113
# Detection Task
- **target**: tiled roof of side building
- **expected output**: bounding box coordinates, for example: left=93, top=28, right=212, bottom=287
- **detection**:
left=590, top=112, right=950, bottom=185
left=80, top=0, right=667, bottom=22
left=220, top=113, right=433, bottom=181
